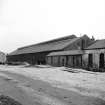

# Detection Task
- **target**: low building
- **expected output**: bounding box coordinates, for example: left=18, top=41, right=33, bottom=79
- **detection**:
left=47, top=50, right=83, bottom=68
left=7, top=35, right=93, bottom=65
left=0, top=51, right=6, bottom=64
left=82, top=39, right=105, bottom=71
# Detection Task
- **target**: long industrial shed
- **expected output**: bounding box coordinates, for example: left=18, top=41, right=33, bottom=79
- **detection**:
left=7, top=35, right=93, bottom=66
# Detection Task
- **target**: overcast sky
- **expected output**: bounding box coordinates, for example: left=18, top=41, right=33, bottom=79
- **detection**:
left=0, top=0, right=105, bottom=53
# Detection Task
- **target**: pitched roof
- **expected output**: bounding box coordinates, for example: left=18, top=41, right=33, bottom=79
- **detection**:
left=47, top=50, right=83, bottom=56
left=18, top=35, right=76, bottom=49
left=9, top=35, right=81, bottom=55
left=86, top=39, right=105, bottom=50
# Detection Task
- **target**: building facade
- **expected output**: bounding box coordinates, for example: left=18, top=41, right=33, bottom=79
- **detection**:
left=47, top=39, right=105, bottom=72
left=47, top=50, right=83, bottom=68
left=7, top=35, right=93, bottom=65
left=82, top=39, right=105, bottom=71
left=82, top=49, right=105, bottom=69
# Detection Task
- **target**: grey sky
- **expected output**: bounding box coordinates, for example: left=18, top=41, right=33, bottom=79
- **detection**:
left=0, top=0, right=105, bottom=53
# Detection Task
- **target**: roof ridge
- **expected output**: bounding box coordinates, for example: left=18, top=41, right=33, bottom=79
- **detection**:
left=18, top=35, right=77, bottom=50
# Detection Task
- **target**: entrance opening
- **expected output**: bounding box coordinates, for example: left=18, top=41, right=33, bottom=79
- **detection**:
left=99, top=53, right=104, bottom=68
left=88, top=54, right=93, bottom=67
left=76, top=55, right=82, bottom=67
left=62, top=59, right=65, bottom=66
left=72, top=56, right=75, bottom=67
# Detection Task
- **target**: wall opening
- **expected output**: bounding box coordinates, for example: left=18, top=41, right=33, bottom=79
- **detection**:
left=88, top=54, right=93, bottom=67
left=99, top=53, right=104, bottom=68
left=62, top=59, right=65, bottom=66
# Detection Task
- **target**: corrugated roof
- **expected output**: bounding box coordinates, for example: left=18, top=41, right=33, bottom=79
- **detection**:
left=9, top=37, right=80, bottom=55
left=86, top=39, right=105, bottom=49
left=47, top=50, right=83, bottom=56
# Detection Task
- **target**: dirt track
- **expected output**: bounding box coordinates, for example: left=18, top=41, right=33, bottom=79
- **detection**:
left=0, top=70, right=105, bottom=105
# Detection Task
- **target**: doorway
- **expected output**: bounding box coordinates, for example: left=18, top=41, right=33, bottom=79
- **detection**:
left=62, top=59, right=65, bottom=66
left=88, top=54, right=93, bottom=67
left=99, top=53, right=104, bottom=68
left=61, top=57, right=67, bottom=67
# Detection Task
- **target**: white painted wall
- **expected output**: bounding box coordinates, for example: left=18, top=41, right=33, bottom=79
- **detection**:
left=83, top=49, right=105, bottom=69
left=0, top=52, right=6, bottom=63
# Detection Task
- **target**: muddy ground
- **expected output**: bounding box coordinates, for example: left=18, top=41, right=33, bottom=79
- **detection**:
left=0, top=69, right=105, bottom=105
